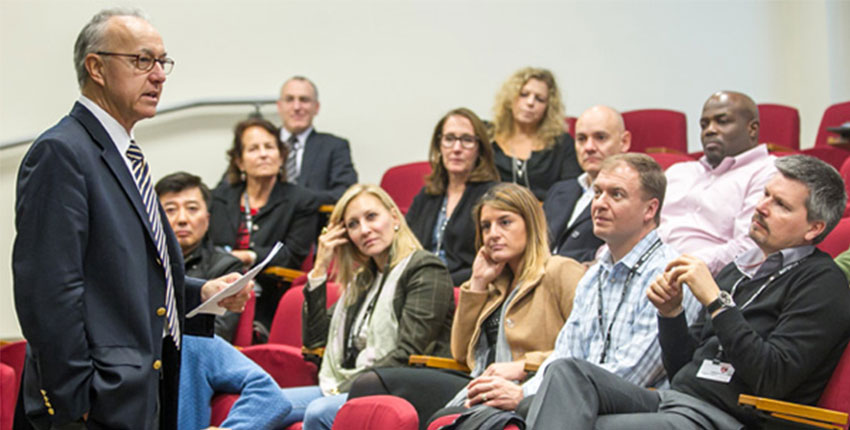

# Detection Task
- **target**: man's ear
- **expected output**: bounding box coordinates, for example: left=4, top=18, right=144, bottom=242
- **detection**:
left=644, top=198, right=659, bottom=224
left=85, top=53, right=106, bottom=87
left=803, top=220, right=826, bottom=244
left=620, top=130, right=632, bottom=153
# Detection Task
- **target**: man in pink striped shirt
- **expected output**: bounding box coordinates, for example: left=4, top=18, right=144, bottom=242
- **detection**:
left=658, top=91, right=776, bottom=274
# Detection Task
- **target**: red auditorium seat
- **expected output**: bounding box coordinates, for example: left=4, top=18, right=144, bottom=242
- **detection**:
left=758, top=103, right=800, bottom=152
left=622, top=109, right=688, bottom=154
left=818, top=218, right=850, bottom=258
left=565, top=116, right=577, bottom=137
left=1, top=363, right=14, bottom=430
left=840, top=157, right=850, bottom=218
left=427, top=413, right=522, bottom=430
left=212, top=285, right=341, bottom=428
left=801, top=101, right=850, bottom=171
left=231, top=289, right=255, bottom=347
left=332, top=395, right=419, bottom=430
left=380, top=162, right=431, bottom=214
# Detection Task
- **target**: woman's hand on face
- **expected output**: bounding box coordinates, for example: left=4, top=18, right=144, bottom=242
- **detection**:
left=469, top=248, right=505, bottom=292
left=311, top=223, right=348, bottom=278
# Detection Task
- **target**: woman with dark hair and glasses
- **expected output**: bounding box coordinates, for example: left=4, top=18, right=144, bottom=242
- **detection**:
left=406, top=108, right=500, bottom=285
left=208, top=117, right=318, bottom=332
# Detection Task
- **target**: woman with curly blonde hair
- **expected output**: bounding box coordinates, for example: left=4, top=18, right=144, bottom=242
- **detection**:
left=491, top=67, right=581, bottom=200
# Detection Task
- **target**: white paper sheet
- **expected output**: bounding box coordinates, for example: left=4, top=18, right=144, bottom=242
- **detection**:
left=186, top=241, right=283, bottom=318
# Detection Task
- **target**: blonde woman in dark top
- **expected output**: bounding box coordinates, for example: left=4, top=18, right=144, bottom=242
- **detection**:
left=491, top=67, right=581, bottom=200
left=407, top=108, right=500, bottom=285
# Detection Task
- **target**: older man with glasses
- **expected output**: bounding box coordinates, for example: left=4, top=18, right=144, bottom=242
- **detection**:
left=13, top=8, right=249, bottom=430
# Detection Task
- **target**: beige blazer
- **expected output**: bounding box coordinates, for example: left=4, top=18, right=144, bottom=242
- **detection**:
left=450, top=256, right=585, bottom=371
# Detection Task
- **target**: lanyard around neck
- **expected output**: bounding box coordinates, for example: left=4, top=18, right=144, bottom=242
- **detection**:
left=596, top=238, right=662, bottom=364
left=729, top=258, right=805, bottom=311
left=242, top=192, right=254, bottom=241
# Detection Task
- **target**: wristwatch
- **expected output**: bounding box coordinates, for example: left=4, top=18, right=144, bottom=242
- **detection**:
left=706, top=291, right=735, bottom=314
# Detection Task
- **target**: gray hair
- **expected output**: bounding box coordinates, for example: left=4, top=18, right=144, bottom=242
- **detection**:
left=774, top=155, right=846, bottom=244
left=282, top=75, right=319, bottom=101
left=74, top=7, right=149, bottom=89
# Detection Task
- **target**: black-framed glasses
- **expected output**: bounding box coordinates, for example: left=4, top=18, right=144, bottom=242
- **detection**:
left=440, top=133, right=478, bottom=149
left=96, top=51, right=174, bottom=74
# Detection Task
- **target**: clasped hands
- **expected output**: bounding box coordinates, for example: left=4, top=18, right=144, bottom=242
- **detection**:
left=646, top=254, right=720, bottom=318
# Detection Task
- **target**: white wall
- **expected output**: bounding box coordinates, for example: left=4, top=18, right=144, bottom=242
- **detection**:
left=2, top=0, right=848, bottom=338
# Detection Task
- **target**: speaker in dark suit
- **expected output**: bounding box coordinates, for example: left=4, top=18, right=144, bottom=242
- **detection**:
left=12, top=9, right=248, bottom=430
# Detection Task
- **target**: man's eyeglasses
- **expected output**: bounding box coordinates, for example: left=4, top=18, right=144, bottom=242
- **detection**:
left=440, top=134, right=478, bottom=149
left=96, top=51, right=175, bottom=75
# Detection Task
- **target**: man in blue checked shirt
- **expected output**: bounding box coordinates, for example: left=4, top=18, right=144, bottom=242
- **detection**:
left=464, top=153, right=700, bottom=415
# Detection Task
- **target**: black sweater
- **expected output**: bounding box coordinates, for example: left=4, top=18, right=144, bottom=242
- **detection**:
left=658, top=249, right=850, bottom=427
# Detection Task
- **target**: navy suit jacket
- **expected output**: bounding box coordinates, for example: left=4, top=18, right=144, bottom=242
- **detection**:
left=13, top=102, right=208, bottom=430
left=542, top=178, right=603, bottom=262
left=296, top=130, right=358, bottom=205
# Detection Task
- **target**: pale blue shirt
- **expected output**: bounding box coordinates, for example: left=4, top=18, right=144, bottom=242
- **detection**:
left=523, top=229, right=701, bottom=396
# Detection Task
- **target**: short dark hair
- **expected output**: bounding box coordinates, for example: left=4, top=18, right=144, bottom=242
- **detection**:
left=774, top=155, right=846, bottom=243
left=226, top=117, right=287, bottom=184
left=155, top=171, right=211, bottom=208
left=598, top=153, right=666, bottom=226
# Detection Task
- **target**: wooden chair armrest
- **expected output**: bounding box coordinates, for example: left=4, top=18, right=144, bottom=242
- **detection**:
left=524, top=361, right=540, bottom=373
left=764, top=142, right=796, bottom=153
left=408, top=355, right=471, bottom=373
left=645, top=147, right=685, bottom=154
left=302, top=346, right=325, bottom=358
left=319, top=204, right=334, bottom=214
left=738, top=394, right=848, bottom=429
left=263, top=266, right=306, bottom=283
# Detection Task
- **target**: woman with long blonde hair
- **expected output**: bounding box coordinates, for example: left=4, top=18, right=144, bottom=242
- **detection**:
left=278, top=184, right=454, bottom=430
left=491, top=67, right=581, bottom=200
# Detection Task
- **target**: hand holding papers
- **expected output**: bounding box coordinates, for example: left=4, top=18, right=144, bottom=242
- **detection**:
left=188, top=242, right=283, bottom=318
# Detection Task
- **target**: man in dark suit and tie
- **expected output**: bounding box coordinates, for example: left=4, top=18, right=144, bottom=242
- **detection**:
left=543, top=105, right=631, bottom=262
left=277, top=76, right=358, bottom=205
left=13, top=8, right=250, bottom=430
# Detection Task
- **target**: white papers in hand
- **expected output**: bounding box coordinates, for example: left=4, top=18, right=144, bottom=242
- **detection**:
left=186, top=241, right=283, bottom=318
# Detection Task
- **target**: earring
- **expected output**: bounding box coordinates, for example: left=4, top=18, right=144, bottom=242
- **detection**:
left=394, top=225, right=400, bottom=231
left=240, top=170, right=247, bottom=182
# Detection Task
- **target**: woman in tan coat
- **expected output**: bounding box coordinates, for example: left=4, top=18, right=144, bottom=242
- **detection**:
left=346, top=183, right=585, bottom=429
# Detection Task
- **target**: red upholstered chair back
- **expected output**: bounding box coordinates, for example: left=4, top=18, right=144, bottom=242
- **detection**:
left=268, top=283, right=341, bottom=346
left=622, top=109, right=688, bottom=154
left=840, top=157, right=850, bottom=218
left=818, top=341, right=850, bottom=429
left=815, top=101, right=850, bottom=148
left=231, top=289, right=256, bottom=347
left=1, top=363, right=14, bottom=430
left=758, top=103, right=800, bottom=152
left=818, top=217, right=850, bottom=258
left=380, top=162, right=432, bottom=215
left=332, top=395, right=418, bottom=430
left=0, top=340, right=26, bottom=407
left=646, top=152, right=694, bottom=171
left=565, top=116, right=578, bottom=137
left=427, top=413, right=521, bottom=430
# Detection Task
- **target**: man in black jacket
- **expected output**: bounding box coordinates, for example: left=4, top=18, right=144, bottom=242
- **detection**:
left=156, top=172, right=244, bottom=342
left=543, top=105, right=631, bottom=262
left=526, top=155, right=850, bottom=430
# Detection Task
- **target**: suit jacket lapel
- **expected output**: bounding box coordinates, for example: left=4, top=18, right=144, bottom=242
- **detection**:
left=298, top=130, right=318, bottom=187
left=71, top=103, right=157, bottom=245
left=556, top=183, right=585, bottom=247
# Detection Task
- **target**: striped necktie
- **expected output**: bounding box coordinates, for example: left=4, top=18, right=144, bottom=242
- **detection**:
left=285, top=134, right=300, bottom=183
left=126, top=140, right=181, bottom=350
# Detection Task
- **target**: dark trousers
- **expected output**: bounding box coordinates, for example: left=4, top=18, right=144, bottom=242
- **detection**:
left=526, top=358, right=744, bottom=430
